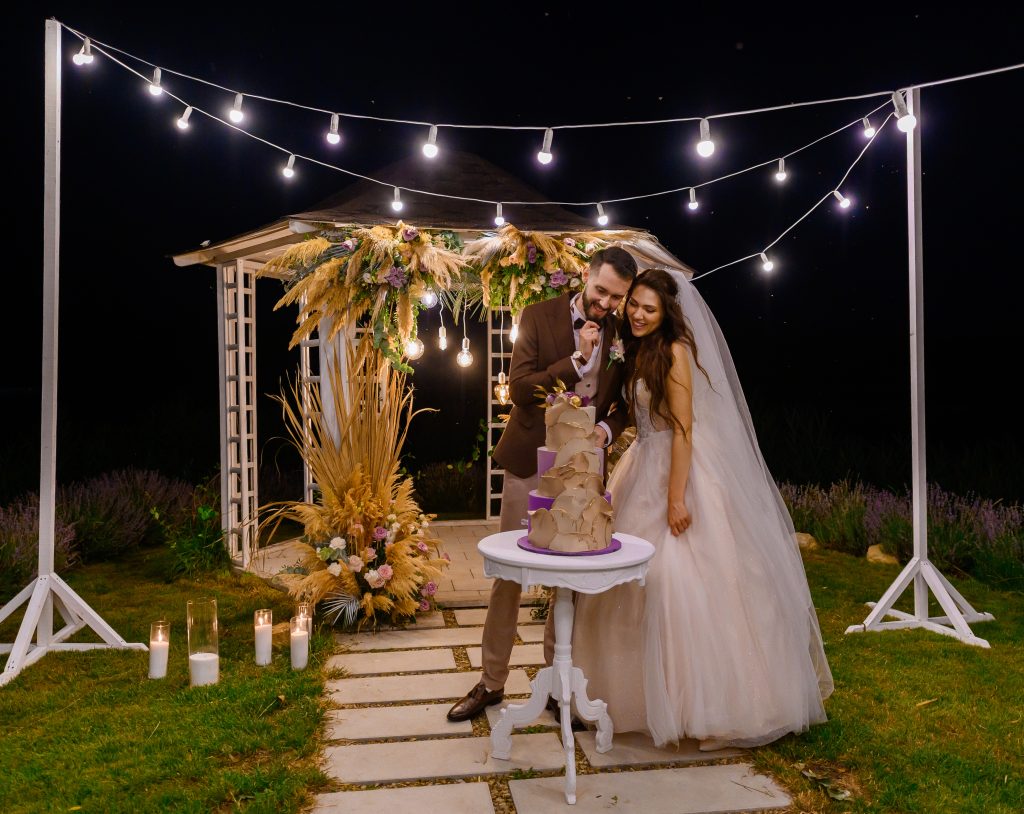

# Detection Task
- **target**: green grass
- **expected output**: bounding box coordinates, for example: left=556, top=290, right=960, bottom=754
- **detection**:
left=0, top=548, right=333, bottom=814
left=1, top=547, right=1021, bottom=812
left=753, top=549, right=1024, bottom=813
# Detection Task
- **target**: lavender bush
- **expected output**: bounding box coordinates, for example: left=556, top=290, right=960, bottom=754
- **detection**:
left=781, top=480, right=1024, bottom=590
left=0, top=494, right=77, bottom=599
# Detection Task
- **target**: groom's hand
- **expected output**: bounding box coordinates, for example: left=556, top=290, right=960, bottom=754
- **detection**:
left=579, top=321, right=601, bottom=362
left=592, top=425, right=608, bottom=449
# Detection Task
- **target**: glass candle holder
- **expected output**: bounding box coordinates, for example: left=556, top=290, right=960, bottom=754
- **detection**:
left=295, top=601, right=313, bottom=634
left=254, top=608, right=272, bottom=666
left=148, top=620, right=169, bottom=679
left=290, top=616, right=309, bottom=670
left=187, top=597, right=219, bottom=687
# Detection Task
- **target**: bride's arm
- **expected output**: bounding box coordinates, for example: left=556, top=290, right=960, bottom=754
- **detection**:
left=667, top=342, right=694, bottom=536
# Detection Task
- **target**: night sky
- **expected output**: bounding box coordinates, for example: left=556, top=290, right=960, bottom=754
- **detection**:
left=3, top=5, right=1023, bottom=506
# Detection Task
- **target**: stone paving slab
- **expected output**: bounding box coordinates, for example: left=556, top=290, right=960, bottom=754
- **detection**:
left=327, top=669, right=533, bottom=704
left=485, top=698, right=557, bottom=729
left=468, top=643, right=544, bottom=669
left=324, top=733, right=565, bottom=783
left=327, top=648, right=457, bottom=676
left=508, top=763, right=791, bottom=812
left=336, top=626, right=484, bottom=651
left=454, top=607, right=538, bottom=626
left=324, top=703, right=472, bottom=741
left=576, top=731, right=745, bottom=768
left=517, top=625, right=546, bottom=643
left=312, top=782, right=495, bottom=814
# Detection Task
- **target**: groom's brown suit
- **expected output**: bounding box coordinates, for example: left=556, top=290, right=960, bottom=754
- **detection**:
left=480, top=292, right=630, bottom=690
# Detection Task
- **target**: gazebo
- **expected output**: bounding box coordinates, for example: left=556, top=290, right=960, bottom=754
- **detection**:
left=172, top=151, right=693, bottom=568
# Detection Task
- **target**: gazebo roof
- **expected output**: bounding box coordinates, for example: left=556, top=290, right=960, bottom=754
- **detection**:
left=172, top=151, right=640, bottom=268
left=291, top=150, right=612, bottom=232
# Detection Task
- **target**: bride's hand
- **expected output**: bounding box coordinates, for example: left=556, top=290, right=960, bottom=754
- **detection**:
left=668, top=498, right=691, bottom=536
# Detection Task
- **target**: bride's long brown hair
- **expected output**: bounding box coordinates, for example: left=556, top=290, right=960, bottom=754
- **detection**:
left=622, top=269, right=709, bottom=435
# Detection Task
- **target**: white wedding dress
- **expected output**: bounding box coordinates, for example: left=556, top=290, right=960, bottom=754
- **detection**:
left=572, top=271, right=833, bottom=749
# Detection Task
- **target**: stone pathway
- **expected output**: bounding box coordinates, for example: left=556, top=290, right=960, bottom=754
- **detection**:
left=251, top=522, right=794, bottom=812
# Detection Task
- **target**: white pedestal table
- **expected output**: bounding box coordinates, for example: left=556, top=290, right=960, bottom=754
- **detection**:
left=478, top=530, right=655, bottom=804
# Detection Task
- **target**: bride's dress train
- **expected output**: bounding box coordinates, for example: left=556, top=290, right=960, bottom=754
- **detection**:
left=572, top=376, right=833, bottom=748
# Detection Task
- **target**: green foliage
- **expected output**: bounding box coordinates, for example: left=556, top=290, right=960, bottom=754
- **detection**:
left=152, top=481, right=229, bottom=577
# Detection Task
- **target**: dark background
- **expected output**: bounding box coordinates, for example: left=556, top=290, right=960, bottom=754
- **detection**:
left=3, top=4, right=1022, bottom=510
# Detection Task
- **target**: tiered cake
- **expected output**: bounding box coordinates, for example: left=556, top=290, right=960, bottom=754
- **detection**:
left=525, top=393, right=614, bottom=553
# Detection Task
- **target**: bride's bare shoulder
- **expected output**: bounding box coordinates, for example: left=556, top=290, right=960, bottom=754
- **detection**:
left=669, top=342, right=692, bottom=383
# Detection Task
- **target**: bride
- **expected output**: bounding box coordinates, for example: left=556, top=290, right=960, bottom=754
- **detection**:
left=572, top=268, right=834, bottom=749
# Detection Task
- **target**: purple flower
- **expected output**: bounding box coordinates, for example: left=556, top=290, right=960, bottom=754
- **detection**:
left=422, top=581, right=438, bottom=596
left=339, top=238, right=357, bottom=252
left=563, top=237, right=576, bottom=247
left=417, top=541, right=429, bottom=552
left=373, top=526, right=388, bottom=540
left=401, top=227, right=419, bottom=242
left=384, top=265, right=408, bottom=288
left=549, top=270, right=568, bottom=288
left=441, top=552, right=451, bottom=562
left=580, top=395, right=591, bottom=406
left=546, top=393, right=556, bottom=405
left=419, top=599, right=431, bottom=611
left=526, top=243, right=537, bottom=264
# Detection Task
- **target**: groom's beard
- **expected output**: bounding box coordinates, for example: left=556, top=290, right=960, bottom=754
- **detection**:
left=580, top=290, right=608, bottom=322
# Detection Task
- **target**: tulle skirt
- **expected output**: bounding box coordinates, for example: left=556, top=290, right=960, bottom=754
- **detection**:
left=572, top=426, right=832, bottom=748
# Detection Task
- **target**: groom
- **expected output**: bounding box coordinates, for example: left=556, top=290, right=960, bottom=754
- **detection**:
left=447, top=246, right=638, bottom=721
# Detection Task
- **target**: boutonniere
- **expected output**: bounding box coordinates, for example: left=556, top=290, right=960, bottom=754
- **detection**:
left=606, top=336, right=625, bottom=369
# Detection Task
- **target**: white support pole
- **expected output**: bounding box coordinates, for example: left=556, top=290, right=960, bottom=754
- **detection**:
left=845, top=87, right=994, bottom=647
left=2, top=20, right=144, bottom=689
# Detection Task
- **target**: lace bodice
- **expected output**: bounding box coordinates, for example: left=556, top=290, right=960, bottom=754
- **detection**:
left=630, top=379, right=673, bottom=439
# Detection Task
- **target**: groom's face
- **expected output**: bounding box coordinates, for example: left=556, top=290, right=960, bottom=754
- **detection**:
left=581, top=263, right=631, bottom=322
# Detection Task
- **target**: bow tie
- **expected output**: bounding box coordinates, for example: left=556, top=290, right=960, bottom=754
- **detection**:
left=574, top=317, right=602, bottom=331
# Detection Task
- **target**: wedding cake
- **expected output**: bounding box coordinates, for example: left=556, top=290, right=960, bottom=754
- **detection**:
left=525, top=390, right=615, bottom=553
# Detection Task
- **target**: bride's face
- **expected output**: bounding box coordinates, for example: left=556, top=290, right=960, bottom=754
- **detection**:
left=625, top=285, right=663, bottom=337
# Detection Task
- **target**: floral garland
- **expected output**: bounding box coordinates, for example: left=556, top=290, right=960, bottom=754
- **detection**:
left=261, top=223, right=466, bottom=370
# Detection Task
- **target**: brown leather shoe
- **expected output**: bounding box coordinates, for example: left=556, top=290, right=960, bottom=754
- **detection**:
left=447, top=681, right=504, bottom=722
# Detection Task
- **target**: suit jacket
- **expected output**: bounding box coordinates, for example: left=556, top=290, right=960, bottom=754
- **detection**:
left=492, top=293, right=629, bottom=478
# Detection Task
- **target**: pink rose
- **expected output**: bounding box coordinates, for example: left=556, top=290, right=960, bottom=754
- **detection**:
left=417, top=541, right=429, bottom=552
left=377, top=564, right=394, bottom=581
left=364, top=547, right=377, bottom=560
left=348, top=555, right=364, bottom=573
left=365, top=569, right=386, bottom=589
left=419, top=599, right=431, bottom=612
left=422, top=581, right=437, bottom=596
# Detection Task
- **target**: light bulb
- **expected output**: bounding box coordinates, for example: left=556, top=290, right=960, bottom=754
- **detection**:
left=759, top=252, right=774, bottom=272
left=862, top=117, right=876, bottom=139
left=687, top=187, right=699, bottom=211
left=148, top=67, right=163, bottom=96
left=696, top=118, right=715, bottom=158
left=775, top=158, right=787, bottom=183
left=176, top=106, right=193, bottom=130
left=404, top=337, right=425, bottom=360
left=438, top=325, right=448, bottom=350
left=420, top=289, right=438, bottom=308
left=509, top=318, right=519, bottom=344
left=422, top=124, right=439, bottom=158
left=229, top=93, right=244, bottom=124
left=494, top=372, right=511, bottom=405
left=494, top=203, right=505, bottom=227
left=892, top=90, right=917, bottom=132
left=537, top=128, right=554, bottom=165
left=73, top=38, right=94, bottom=65
left=833, top=190, right=851, bottom=209
left=326, top=113, right=341, bottom=145
left=456, top=337, right=473, bottom=368
left=282, top=154, right=296, bottom=179
left=596, top=203, right=609, bottom=226
left=391, top=187, right=403, bottom=212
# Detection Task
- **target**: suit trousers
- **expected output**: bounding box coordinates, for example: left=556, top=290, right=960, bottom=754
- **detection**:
left=480, top=470, right=556, bottom=690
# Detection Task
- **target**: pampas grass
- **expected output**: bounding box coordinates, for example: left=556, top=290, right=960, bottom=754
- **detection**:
left=260, top=333, right=446, bottom=628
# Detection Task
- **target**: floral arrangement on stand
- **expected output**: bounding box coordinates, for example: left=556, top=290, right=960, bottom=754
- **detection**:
left=465, top=225, right=644, bottom=317
left=260, top=223, right=466, bottom=370
left=261, top=335, right=449, bottom=629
